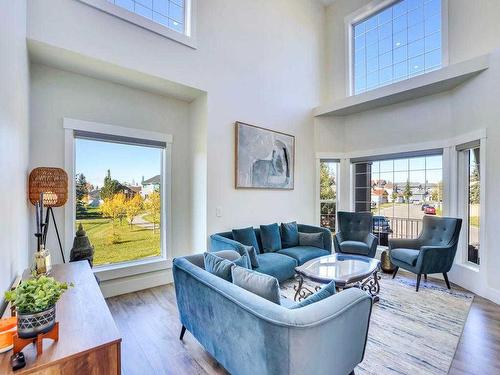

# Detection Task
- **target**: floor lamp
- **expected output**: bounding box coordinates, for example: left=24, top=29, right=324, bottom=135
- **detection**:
left=29, top=167, right=68, bottom=263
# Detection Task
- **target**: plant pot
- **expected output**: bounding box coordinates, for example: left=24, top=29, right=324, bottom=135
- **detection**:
left=17, top=305, right=56, bottom=339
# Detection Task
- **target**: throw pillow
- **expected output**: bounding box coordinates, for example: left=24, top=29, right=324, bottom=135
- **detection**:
left=231, top=266, right=281, bottom=305
left=280, top=221, right=299, bottom=248
left=232, top=227, right=260, bottom=252
left=204, top=252, right=235, bottom=282
left=243, top=245, right=260, bottom=268
left=233, top=252, right=251, bottom=269
left=260, top=223, right=282, bottom=252
left=290, top=281, right=336, bottom=309
left=298, top=232, right=324, bottom=248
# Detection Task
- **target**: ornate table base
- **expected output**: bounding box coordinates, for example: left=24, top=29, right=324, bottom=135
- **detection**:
left=294, top=271, right=381, bottom=303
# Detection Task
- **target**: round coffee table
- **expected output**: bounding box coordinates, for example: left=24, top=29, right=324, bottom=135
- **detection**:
left=294, top=254, right=381, bottom=302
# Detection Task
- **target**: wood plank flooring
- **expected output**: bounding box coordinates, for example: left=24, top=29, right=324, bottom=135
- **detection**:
left=107, top=284, right=500, bottom=375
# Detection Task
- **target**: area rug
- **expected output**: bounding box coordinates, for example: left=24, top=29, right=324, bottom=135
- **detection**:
left=280, top=271, right=473, bottom=375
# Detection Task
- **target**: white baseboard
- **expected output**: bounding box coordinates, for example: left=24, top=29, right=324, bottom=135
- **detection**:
left=99, top=268, right=173, bottom=298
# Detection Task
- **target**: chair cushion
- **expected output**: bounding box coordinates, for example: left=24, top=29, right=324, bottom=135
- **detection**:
left=298, top=232, right=324, bottom=248
left=232, top=227, right=260, bottom=253
left=231, top=266, right=281, bottom=305
left=260, top=223, right=282, bottom=252
left=204, top=252, right=235, bottom=282
left=277, top=246, right=329, bottom=266
left=391, top=248, right=420, bottom=266
left=280, top=221, right=299, bottom=248
left=254, top=253, right=297, bottom=282
left=339, top=240, right=370, bottom=255
left=290, top=280, right=337, bottom=309
left=242, top=245, right=260, bottom=268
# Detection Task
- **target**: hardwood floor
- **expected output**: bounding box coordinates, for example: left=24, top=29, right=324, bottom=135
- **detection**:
left=107, top=284, right=500, bottom=375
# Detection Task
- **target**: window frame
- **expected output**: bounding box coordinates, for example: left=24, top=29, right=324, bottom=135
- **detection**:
left=344, top=0, right=449, bottom=97
left=64, top=118, right=173, bottom=278
left=457, top=141, right=485, bottom=269
left=78, top=0, right=197, bottom=49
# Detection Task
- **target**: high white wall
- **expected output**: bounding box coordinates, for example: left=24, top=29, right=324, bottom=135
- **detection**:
left=0, top=0, right=30, bottom=309
left=29, top=64, right=194, bottom=260
left=317, top=0, right=500, bottom=302
left=27, top=0, right=326, bottom=241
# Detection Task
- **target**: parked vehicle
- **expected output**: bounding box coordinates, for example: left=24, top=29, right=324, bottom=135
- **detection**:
left=421, top=203, right=431, bottom=211
left=373, top=216, right=392, bottom=234
left=424, top=206, right=436, bottom=215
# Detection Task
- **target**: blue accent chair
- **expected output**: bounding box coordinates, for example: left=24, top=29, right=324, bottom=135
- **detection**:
left=173, top=252, right=372, bottom=375
left=210, top=224, right=332, bottom=282
left=389, top=215, right=462, bottom=291
left=333, top=212, right=378, bottom=258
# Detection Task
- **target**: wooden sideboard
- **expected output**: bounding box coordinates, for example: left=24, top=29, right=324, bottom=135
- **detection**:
left=0, top=261, right=122, bottom=374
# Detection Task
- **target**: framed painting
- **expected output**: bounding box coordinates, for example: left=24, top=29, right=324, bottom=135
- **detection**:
left=235, top=121, right=295, bottom=189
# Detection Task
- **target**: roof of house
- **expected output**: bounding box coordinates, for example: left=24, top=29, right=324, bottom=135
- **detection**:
left=142, top=175, right=161, bottom=185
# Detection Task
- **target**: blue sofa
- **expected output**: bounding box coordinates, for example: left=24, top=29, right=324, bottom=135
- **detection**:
left=210, top=224, right=332, bottom=282
left=173, top=252, right=373, bottom=375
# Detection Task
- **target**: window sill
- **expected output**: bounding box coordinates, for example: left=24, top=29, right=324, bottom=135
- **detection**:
left=93, top=257, right=173, bottom=282
left=454, top=261, right=480, bottom=273
left=314, top=54, right=489, bottom=117
left=78, top=0, right=197, bottom=49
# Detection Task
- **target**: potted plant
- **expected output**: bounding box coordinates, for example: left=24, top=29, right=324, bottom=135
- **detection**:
left=4, top=275, right=71, bottom=339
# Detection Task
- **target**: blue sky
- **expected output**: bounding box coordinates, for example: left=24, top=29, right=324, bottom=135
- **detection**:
left=75, top=139, right=162, bottom=188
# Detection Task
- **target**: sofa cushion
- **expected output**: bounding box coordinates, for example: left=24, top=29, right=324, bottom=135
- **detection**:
left=204, top=252, right=235, bottom=282
left=232, top=227, right=260, bottom=253
left=260, top=223, right=282, bottom=252
left=254, top=253, right=297, bottom=282
left=231, top=266, right=281, bottom=305
left=280, top=221, right=299, bottom=248
left=339, top=240, right=370, bottom=255
left=243, top=245, right=260, bottom=268
left=290, top=280, right=337, bottom=309
left=233, top=253, right=251, bottom=269
left=277, top=246, right=329, bottom=266
left=391, top=248, right=420, bottom=266
left=298, top=232, right=324, bottom=248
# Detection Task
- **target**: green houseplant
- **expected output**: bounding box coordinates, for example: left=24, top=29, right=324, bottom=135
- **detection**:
left=4, top=275, right=71, bottom=338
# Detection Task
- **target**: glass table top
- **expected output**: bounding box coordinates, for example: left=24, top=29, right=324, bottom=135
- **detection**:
left=296, top=253, right=381, bottom=285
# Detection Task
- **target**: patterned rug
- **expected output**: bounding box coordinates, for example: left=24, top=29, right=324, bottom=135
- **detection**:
left=280, top=271, right=473, bottom=375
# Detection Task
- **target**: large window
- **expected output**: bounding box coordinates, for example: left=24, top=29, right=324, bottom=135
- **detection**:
left=458, top=144, right=481, bottom=265
left=74, top=134, right=166, bottom=267
left=320, top=160, right=338, bottom=232
left=353, top=153, right=442, bottom=245
left=107, top=0, right=186, bottom=34
left=352, top=0, right=443, bottom=95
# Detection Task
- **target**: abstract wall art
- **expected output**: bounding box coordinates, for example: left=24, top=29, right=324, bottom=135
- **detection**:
left=235, top=122, right=295, bottom=189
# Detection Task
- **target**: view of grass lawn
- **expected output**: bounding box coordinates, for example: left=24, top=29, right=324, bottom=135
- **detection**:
left=76, top=208, right=160, bottom=266
left=469, top=216, right=480, bottom=228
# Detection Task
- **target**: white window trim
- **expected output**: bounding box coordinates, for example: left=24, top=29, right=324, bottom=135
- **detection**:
left=315, top=156, right=341, bottom=229
left=63, top=118, right=173, bottom=280
left=78, top=0, right=197, bottom=49
left=344, top=0, right=449, bottom=97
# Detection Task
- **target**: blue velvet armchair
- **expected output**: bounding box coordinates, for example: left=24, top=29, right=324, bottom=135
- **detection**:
left=389, top=215, right=462, bottom=292
left=333, top=212, right=378, bottom=258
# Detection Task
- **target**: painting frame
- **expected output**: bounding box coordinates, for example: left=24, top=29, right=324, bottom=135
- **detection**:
left=235, top=121, right=295, bottom=190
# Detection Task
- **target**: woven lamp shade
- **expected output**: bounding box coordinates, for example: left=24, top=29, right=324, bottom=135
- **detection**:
left=29, top=167, right=68, bottom=207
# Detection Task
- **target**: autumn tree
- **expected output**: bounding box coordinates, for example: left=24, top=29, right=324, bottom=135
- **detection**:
left=320, top=162, right=336, bottom=201
left=145, top=191, right=161, bottom=233
left=101, top=193, right=127, bottom=241
left=126, top=195, right=143, bottom=228
left=100, top=170, right=121, bottom=201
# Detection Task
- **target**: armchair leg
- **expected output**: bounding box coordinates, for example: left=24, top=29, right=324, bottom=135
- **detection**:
left=392, top=266, right=399, bottom=279
left=443, top=273, right=451, bottom=289
left=179, top=325, right=187, bottom=340
left=424, top=274, right=427, bottom=280
left=416, top=274, right=421, bottom=292
left=349, top=371, right=355, bottom=375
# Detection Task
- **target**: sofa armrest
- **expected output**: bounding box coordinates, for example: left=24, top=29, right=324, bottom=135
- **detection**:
left=209, top=234, right=247, bottom=256
left=364, top=232, right=378, bottom=258
left=297, top=224, right=332, bottom=252
left=416, top=245, right=456, bottom=274
left=388, top=237, right=421, bottom=250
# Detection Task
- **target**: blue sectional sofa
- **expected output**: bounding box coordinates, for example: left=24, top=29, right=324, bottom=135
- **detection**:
left=210, top=224, right=332, bottom=282
left=173, top=252, right=372, bottom=375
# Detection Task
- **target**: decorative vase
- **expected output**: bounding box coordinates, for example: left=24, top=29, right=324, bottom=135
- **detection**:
left=380, top=250, right=395, bottom=273
left=17, top=305, right=56, bottom=339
